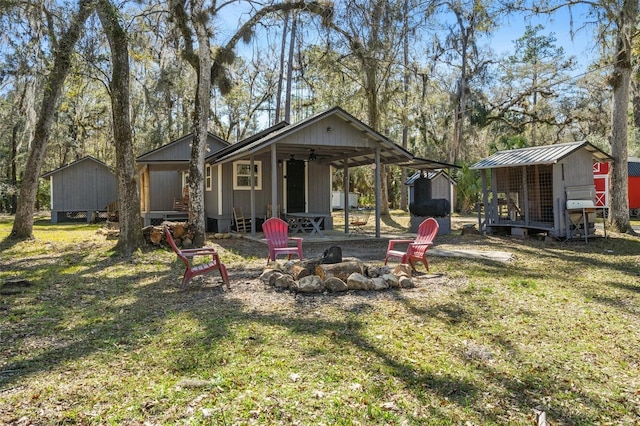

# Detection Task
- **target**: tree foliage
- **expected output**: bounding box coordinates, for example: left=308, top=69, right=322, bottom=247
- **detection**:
left=0, top=0, right=637, bottom=235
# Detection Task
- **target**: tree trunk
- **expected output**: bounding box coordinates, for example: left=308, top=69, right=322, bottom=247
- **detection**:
left=400, top=0, right=409, bottom=212
left=10, top=0, right=96, bottom=239
left=365, top=59, right=390, bottom=216
left=284, top=13, right=297, bottom=123
left=607, top=0, right=637, bottom=234
left=608, top=66, right=632, bottom=232
left=275, top=12, right=289, bottom=123
left=97, top=0, right=144, bottom=256
left=189, top=0, right=211, bottom=247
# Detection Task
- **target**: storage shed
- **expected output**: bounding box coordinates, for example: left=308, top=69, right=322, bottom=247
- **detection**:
left=470, top=141, right=611, bottom=239
left=41, top=156, right=117, bottom=223
left=405, top=170, right=456, bottom=213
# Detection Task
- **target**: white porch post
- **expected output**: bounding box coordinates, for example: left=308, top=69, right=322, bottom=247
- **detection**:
left=217, top=165, right=223, bottom=216
left=271, top=145, right=278, bottom=218
left=343, top=155, right=349, bottom=234
left=250, top=156, right=256, bottom=236
left=375, top=148, right=381, bottom=238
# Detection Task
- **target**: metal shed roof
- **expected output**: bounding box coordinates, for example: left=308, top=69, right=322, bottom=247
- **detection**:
left=470, top=141, right=612, bottom=170
left=629, top=157, right=640, bottom=177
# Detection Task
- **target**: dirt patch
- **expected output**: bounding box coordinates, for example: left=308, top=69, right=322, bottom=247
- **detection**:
left=185, top=236, right=470, bottom=312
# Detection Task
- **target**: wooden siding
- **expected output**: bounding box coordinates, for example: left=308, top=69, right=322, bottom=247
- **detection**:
left=50, top=160, right=116, bottom=211
left=139, top=134, right=228, bottom=162
left=432, top=175, right=456, bottom=212
left=306, top=161, right=331, bottom=213
left=276, top=116, right=376, bottom=150
left=481, top=149, right=597, bottom=237
left=213, top=155, right=331, bottom=227
left=558, top=149, right=594, bottom=188
left=148, top=167, right=184, bottom=210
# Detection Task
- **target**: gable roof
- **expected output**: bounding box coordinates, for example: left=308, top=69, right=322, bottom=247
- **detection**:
left=41, top=156, right=112, bottom=179
left=211, top=107, right=452, bottom=168
left=404, top=170, right=457, bottom=186
left=137, top=132, right=229, bottom=163
left=205, top=122, right=288, bottom=163
left=470, top=141, right=612, bottom=170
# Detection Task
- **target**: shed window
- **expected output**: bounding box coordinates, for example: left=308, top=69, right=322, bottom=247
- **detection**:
left=233, top=161, right=262, bottom=190
left=205, top=165, right=212, bottom=191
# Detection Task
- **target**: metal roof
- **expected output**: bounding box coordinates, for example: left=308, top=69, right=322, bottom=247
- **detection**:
left=629, top=158, right=640, bottom=177
left=394, top=157, right=459, bottom=170
left=470, top=141, right=612, bottom=170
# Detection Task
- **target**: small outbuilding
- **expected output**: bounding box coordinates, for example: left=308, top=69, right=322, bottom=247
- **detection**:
left=470, top=141, right=611, bottom=239
left=594, top=157, right=640, bottom=217
left=41, top=156, right=117, bottom=223
left=405, top=170, right=456, bottom=213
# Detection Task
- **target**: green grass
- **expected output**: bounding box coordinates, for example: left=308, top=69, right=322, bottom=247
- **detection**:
left=1, top=214, right=639, bottom=424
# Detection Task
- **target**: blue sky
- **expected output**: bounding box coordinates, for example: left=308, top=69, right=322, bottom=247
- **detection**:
left=215, top=2, right=599, bottom=73
left=487, top=4, right=598, bottom=71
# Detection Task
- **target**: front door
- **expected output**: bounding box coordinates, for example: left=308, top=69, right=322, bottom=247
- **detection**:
left=286, top=159, right=306, bottom=213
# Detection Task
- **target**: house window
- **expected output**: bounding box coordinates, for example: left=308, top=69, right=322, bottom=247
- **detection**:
left=181, top=171, right=189, bottom=188
left=205, top=165, right=212, bottom=191
left=233, top=160, right=262, bottom=190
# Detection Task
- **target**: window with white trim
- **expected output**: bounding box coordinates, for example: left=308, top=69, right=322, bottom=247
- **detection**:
left=233, top=160, right=262, bottom=190
left=181, top=171, right=189, bottom=188
left=205, top=164, right=212, bottom=191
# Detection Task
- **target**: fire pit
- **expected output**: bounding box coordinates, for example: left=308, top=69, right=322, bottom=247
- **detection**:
left=259, top=246, right=416, bottom=294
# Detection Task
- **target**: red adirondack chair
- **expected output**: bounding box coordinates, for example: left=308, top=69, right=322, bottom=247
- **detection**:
left=262, top=217, right=303, bottom=264
left=384, top=217, right=439, bottom=271
left=164, top=226, right=230, bottom=291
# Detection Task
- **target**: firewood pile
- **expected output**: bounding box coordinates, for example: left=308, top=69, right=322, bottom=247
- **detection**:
left=143, top=221, right=196, bottom=248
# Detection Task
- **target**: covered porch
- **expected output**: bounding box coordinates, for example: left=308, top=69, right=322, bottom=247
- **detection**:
left=210, top=107, right=457, bottom=238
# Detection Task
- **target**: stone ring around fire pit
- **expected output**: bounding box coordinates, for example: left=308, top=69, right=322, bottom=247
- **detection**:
left=259, top=256, right=416, bottom=294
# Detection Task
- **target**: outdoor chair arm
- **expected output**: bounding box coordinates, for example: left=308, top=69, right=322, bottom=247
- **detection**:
left=386, top=239, right=415, bottom=251
left=179, top=247, right=219, bottom=256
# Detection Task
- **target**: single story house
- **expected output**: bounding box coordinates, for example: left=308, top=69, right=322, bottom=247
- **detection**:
left=138, top=107, right=457, bottom=237
left=470, top=141, right=612, bottom=239
left=136, top=132, right=230, bottom=225
left=41, top=156, right=117, bottom=223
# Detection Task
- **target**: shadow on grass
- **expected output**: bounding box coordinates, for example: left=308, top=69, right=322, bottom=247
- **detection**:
left=2, top=222, right=638, bottom=423
left=380, top=214, right=407, bottom=231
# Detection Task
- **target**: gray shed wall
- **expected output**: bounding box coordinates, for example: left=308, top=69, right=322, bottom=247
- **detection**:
left=50, top=161, right=117, bottom=212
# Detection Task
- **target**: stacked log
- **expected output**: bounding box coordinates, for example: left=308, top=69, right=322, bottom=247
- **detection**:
left=143, top=221, right=197, bottom=248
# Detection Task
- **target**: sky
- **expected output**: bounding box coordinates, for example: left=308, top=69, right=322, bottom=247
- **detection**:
left=487, top=4, right=598, bottom=72
left=216, top=2, right=600, bottom=75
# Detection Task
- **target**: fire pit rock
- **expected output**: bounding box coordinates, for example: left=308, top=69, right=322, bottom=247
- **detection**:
left=259, top=257, right=414, bottom=293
